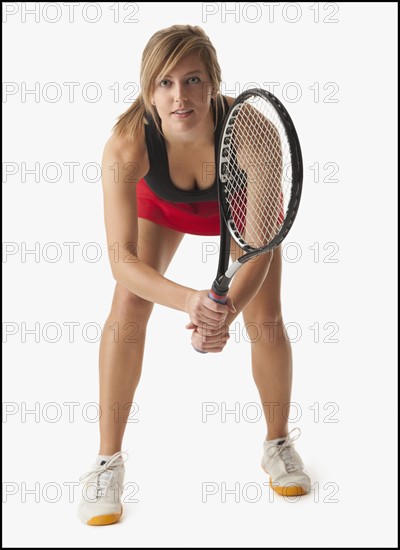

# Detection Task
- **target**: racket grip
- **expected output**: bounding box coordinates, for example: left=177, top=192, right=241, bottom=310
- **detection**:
left=193, top=289, right=228, bottom=354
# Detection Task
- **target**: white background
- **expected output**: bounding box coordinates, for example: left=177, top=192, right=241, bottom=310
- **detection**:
left=3, top=2, right=398, bottom=547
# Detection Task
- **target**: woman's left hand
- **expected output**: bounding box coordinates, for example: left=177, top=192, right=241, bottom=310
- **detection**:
left=185, top=320, right=231, bottom=353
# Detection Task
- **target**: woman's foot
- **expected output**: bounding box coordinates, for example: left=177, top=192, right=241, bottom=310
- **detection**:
left=78, top=451, right=128, bottom=525
left=261, top=428, right=311, bottom=496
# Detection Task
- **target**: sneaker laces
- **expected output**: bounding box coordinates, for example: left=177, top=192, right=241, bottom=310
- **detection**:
left=79, top=451, right=128, bottom=498
left=267, top=428, right=303, bottom=474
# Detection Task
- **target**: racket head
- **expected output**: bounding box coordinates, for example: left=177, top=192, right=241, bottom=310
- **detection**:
left=217, top=88, right=303, bottom=257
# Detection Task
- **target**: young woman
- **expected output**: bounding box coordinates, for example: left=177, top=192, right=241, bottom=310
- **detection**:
left=78, top=24, right=311, bottom=526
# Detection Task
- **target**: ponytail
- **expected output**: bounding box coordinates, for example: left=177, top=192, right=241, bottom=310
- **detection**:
left=112, top=94, right=148, bottom=141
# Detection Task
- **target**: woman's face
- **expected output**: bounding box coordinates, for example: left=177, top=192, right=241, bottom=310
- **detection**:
left=152, top=53, right=214, bottom=136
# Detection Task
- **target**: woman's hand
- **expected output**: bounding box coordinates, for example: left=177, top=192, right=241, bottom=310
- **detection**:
left=185, top=320, right=232, bottom=353
left=185, top=290, right=236, bottom=329
left=185, top=291, right=236, bottom=353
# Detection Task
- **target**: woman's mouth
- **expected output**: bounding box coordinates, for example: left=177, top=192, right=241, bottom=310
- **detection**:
left=172, top=109, right=193, bottom=119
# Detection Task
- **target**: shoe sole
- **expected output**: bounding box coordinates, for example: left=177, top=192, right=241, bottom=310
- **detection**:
left=86, top=506, right=123, bottom=526
left=262, top=467, right=308, bottom=497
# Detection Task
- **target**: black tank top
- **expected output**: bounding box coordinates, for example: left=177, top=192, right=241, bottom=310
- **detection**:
left=143, top=96, right=229, bottom=203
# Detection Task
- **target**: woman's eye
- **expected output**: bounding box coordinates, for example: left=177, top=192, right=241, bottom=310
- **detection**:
left=159, top=77, right=200, bottom=87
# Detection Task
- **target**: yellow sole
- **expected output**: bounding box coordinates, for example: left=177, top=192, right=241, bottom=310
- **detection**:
left=262, top=467, right=308, bottom=496
left=269, top=479, right=307, bottom=496
left=86, top=506, right=123, bottom=526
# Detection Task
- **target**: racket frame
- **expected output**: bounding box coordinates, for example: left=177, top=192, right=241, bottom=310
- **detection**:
left=211, top=88, right=303, bottom=299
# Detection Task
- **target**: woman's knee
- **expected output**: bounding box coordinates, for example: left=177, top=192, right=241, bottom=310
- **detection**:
left=243, top=311, right=285, bottom=345
left=243, top=301, right=283, bottom=326
left=110, top=283, right=154, bottom=322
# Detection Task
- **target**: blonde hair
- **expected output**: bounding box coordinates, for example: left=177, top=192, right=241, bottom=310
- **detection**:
left=112, top=25, right=225, bottom=141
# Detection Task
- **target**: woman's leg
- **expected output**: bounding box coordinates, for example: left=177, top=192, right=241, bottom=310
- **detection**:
left=98, top=219, right=185, bottom=455
left=239, top=245, right=292, bottom=441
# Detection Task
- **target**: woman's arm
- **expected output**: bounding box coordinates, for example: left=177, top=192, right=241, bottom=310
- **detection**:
left=101, top=131, right=231, bottom=327
left=101, top=131, right=195, bottom=312
left=189, top=250, right=273, bottom=336
left=224, top=250, right=274, bottom=326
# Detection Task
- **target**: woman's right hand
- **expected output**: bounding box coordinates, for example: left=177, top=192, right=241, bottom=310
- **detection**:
left=185, top=289, right=236, bottom=329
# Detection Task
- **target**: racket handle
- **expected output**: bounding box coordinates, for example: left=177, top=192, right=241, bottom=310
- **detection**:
left=193, top=289, right=228, bottom=354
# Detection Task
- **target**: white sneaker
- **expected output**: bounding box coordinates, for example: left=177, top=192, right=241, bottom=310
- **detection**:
left=261, top=428, right=311, bottom=496
left=78, top=451, right=128, bottom=525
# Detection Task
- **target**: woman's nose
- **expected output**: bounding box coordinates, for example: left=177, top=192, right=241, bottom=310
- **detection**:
left=174, top=83, right=187, bottom=103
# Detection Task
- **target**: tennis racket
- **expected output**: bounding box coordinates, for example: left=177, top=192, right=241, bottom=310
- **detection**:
left=194, top=88, right=303, bottom=353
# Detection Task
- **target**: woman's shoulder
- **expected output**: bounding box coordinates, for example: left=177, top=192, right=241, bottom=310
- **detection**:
left=104, top=125, right=148, bottom=163
left=103, top=124, right=150, bottom=179
left=223, top=95, right=236, bottom=107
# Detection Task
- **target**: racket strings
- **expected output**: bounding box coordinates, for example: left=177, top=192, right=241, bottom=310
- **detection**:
left=222, top=96, right=293, bottom=248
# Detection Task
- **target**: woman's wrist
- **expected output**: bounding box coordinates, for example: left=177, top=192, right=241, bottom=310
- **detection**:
left=184, top=288, right=196, bottom=314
